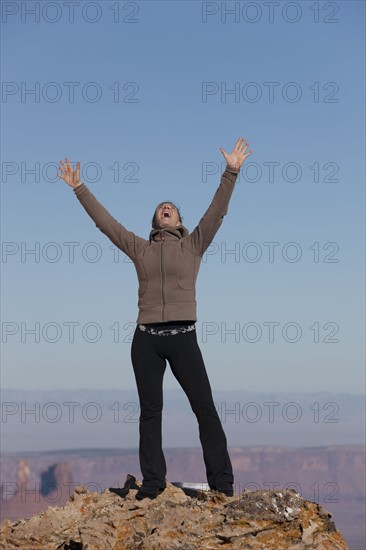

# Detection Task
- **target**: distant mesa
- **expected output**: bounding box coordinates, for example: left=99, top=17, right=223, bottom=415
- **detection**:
left=1, top=460, right=73, bottom=523
left=16, top=459, right=30, bottom=486
left=40, top=462, right=73, bottom=497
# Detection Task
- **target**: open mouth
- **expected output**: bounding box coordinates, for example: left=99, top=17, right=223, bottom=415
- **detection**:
left=163, top=212, right=170, bottom=218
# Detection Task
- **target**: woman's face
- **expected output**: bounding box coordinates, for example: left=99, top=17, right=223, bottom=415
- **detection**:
left=154, top=203, right=181, bottom=229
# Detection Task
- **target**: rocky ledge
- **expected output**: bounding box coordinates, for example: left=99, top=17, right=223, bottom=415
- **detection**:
left=0, top=476, right=349, bottom=549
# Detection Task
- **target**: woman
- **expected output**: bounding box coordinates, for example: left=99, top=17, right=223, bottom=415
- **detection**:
left=57, top=137, right=252, bottom=500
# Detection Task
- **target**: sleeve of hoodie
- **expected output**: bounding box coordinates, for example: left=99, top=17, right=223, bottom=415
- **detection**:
left=188, top=166, right=240, bottom=256
left=73, top=184, right=147, bottom=260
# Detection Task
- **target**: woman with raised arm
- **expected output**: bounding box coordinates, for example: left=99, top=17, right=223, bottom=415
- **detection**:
left=57, top=137, right=253, bottom=500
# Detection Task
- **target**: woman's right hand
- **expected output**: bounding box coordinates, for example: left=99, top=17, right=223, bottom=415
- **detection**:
left=57, top=157, right=81, bottom=188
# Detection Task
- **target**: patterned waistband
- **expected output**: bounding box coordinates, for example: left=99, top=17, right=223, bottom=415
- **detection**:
left=137, top=324, right=196, bottom=336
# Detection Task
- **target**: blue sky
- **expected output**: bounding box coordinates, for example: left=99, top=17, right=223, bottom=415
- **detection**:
left=1, top=0, right=365, bottom=394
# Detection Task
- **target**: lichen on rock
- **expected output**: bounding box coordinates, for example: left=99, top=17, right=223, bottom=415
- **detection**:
left=0, top=476, right=349, bottom=549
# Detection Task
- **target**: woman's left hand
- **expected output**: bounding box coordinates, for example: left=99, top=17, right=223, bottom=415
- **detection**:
left=220, top=137, right=252, bottom=171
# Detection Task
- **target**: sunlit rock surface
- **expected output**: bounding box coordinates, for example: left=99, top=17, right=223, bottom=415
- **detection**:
left=0, top=477, right=349, bottom=549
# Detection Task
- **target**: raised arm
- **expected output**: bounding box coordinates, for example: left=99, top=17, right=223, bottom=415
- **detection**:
left=57, top=158, right=146, bottom=260
left=188, top=138, right=252, bottom=256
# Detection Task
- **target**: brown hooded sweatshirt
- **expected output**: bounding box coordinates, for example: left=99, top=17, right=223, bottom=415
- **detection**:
left=73, top=166, right=240, bottom=323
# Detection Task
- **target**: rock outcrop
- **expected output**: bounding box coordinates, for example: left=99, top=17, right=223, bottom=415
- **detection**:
left=16, top=459, right=30, bottom=486
left=0, top=476, right=349, bottom=549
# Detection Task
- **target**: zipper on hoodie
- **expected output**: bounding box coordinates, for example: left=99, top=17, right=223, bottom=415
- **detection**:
left=160, top=231, right=165, bottom=322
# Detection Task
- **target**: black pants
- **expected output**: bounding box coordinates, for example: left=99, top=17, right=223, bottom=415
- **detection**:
left=130, top=325, right=234, bottom=489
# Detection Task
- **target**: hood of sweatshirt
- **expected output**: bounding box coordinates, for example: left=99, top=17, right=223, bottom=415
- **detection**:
left=149, top=225, right=190, bottom=242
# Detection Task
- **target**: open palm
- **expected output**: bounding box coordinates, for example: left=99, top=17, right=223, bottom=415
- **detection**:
left=57, top=158, right=81, bottom=188
left=220, top=138, right=252, bottom=170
